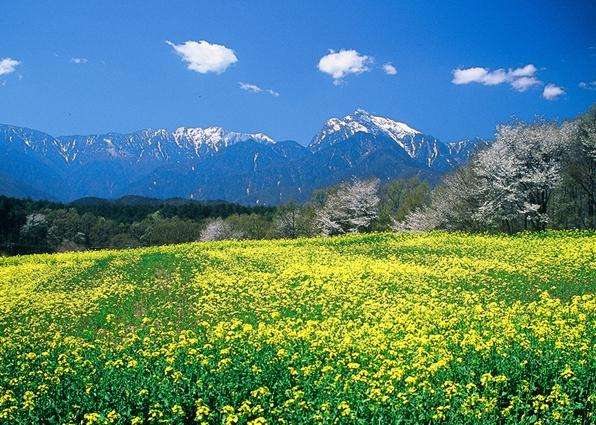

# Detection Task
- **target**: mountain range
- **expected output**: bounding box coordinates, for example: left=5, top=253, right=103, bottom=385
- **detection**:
left=0, top=109, right=479, bottom=205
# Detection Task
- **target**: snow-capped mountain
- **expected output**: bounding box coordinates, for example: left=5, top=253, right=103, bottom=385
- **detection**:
left=172, top=127, right=273, bottom=152
left=310, top=109, right=421, bottom=151
left=56, top=127, right=274, bottom=165
left=0, top=111, right=482, bottom=204
left=309, top=109, right=452, bottom=171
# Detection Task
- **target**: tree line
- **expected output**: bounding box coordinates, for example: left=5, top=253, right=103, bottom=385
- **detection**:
left=0, top=197, right=274, bottom=255
left=1, top=107, right=593, bottom=255
left=0, top=177, right=432, bottom=255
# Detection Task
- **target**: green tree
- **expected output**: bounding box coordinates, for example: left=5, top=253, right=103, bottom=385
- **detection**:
left=377, top=177, right=432, bottom=229
left=552, top=107, right=596, bottom=229
left=273, top=203, right=315, bottom=238
left=141, top=216, right=203, bottom=245
left=226, top=213, right=274, bottom=240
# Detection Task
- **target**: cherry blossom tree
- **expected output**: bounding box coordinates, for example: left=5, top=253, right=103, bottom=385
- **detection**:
left=316, top=178, right=380, bottom=235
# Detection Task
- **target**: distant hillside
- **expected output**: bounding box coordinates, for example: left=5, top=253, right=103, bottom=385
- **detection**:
left=70, top=195, right=213, bottom=207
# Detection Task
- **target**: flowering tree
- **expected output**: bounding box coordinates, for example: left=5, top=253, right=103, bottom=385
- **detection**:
left=397, top=119, right=580, bottom=233
left=316, top=178, right=380, bottom=235
left=473, top=122, right=572, bottom=230
left=199, top=217, right=243, bottom=242
left=394, top=166, right=480, bottom=231
left=19, top=213, right=48, bottom=245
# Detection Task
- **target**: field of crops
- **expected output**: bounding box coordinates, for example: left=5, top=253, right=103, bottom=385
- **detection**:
left=0, top=231, right=594, bottom=424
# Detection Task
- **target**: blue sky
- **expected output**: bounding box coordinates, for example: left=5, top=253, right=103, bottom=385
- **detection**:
left=1, top=0, right=594, bottom=144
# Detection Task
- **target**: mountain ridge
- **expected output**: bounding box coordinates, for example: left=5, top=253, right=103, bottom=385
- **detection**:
left=0, top=110, right=481, bottom=205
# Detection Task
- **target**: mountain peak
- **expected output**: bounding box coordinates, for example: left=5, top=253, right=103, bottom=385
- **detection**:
left=172, top=126, right=274, bottom=152
left=310, top=110, right=421, bottom=152
left=352, top=108, right=372, bottom=117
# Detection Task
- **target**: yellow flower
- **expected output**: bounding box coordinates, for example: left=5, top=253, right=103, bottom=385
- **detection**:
left=338, top=401, right=351, bottom=416
left=560, top=365, right=574, bottom=379
left=22, top=391, right=35, bottom=410
left=107, top=410, right=119, bottom=423
left=83, top=412, right=101, bottom=425
left=251, top=387, right=270, bottom=398
left=195, top=398, right=211, bottom=420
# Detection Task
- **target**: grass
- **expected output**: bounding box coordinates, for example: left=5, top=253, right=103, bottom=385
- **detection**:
left=0, top=231, right=594, bottom=424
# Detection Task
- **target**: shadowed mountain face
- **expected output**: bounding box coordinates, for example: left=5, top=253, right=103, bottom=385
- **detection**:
left=0, top=110, right=480, bottom=205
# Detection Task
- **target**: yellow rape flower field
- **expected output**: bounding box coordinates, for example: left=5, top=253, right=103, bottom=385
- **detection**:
left=0, top=231, right=594, bottom=424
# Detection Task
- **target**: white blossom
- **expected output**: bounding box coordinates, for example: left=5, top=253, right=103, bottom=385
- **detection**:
left=316, top=178, right=380, bottom=235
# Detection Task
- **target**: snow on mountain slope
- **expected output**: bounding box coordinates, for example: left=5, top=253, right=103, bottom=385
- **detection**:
left=445, top=138, right=483, bottom=166
left=310, top=109, right=421, bottom=151
left=0, top=125, right=66, bottom=165
left=0, top=125, right=68, bottom=198
left=309, top=109, right=452, bottom=169
left=172, top=126, right=274, bottom=156
left=55, top=127, right=275, bottom=165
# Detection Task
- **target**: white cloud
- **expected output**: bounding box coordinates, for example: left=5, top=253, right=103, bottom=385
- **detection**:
left=452, top=67, right=489, bottom=84
left=318, top=49, right=372, bottom=84
left=70, top=57, right=88, bottom=64
left=509, top=64, right=537, bottom=77
left=481, top=69, right=508, bottom=85
left=542, top=83, right=565, bottom=100
left=452, top=64, right=541, bottom=91
left=382, top=63, right=397, bottom=75
left=238, top=82, right=279, bottom=97
left=579, top=81, right=596, bottom=90
left=166, top=40, right=238, bottom=74
left=510, top=76, right=540, bottom=92
left=0, top=57, right=20, bottom=76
